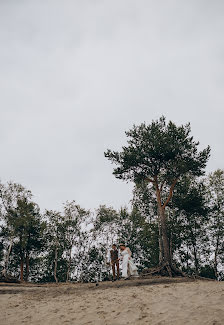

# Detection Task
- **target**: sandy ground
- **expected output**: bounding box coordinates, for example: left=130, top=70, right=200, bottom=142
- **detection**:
left=0, top=277, right=224, bottom=325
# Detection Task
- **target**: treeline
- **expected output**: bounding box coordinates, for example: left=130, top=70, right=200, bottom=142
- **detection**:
left=0, top=117, right=224, bottom=282
left=0, top=170, right=223, bottom=282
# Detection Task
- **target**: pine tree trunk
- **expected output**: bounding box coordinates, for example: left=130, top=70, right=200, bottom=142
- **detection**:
left=25, top=254, right=29, bottom=282
left=66, top=247, right=72, bottom=282
left=193, top=245, right=199, bottom=275
left=170, top=233, right=173, bottom=262
left=54, top=246, right=58, bottom=283
left=150, top=178, right=185, bottom=277
left=186, top=245, right=189, bottom=272
left=159, top=206, right=172, bottom=265
left=214, top=234, right=220, bottom=279
left=2, top=239, right=13, bottom=276
left=155, top=180, right=172, bottom=275
left=20, top=257, right=24, bottom=281
left=158, top=220, right=163, bottom=264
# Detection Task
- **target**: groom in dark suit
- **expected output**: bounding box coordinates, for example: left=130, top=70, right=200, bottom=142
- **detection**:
left=110, top=244, right=120, bottom=281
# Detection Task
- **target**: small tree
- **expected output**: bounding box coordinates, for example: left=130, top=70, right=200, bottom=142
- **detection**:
left=172, top=177, right=209, bottom=275
left=45, top=210, right=66, bottom=283
left=0, top=181, right=32, bottom=278
left=105, top=116, right=210, bottom=275
left=93, top=205, right=120, bottom=246
left=63, top=201, right=90, bottom=282
left=206, top=169, right=224, bottom=279
left=10, top=198, right=43, bottom=281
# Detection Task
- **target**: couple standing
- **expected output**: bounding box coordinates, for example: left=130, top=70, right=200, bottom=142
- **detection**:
left=110, top=243, right=138, bottom=281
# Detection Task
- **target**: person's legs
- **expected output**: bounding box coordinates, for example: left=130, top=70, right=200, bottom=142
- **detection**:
left=116, top=261, right=120, bottom=279
left=112, top=262, right=116, bottom=280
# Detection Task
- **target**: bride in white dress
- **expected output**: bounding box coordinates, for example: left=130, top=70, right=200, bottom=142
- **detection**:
left=119, top=244, right=138, bottom=279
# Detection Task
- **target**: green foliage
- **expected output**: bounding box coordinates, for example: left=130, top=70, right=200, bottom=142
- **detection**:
left=105, top=117, right=211, bottom=267
left=171, top=178, right=209, bottom=273
left=199, top=265, right=216, bottom=279
left=91, top=205, right=160, bottom=273
left=132, top=181, right=157, bottom=221
left=131, top=173, right=215, bottom=276
left=78, top=246, right=108, bottom=282
left=206, top=169, right=224, bottom=279
left=0, top=181, right=44, bottom=280
left=105, top=116, right=210, bottom=184
left=94, top=205, right=119, bottom=231
left=0, top=241, right=3, bottom=272
left=63, top=201, right=90, bottom=281
left=9, top=198, right=43, bottom=254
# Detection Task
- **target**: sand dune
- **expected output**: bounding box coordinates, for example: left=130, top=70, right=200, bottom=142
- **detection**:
left=0, top=277, right=224, bottom=325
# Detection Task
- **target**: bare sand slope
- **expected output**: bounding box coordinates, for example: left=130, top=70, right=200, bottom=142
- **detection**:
left=0, top=277, right=224, bottom=325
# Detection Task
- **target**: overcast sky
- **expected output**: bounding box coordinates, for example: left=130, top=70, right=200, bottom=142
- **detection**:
left=0, top=0, right=223, bottom=212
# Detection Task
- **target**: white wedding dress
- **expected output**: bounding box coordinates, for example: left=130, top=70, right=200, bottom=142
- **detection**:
left=121, top=248, right=138, bottom=278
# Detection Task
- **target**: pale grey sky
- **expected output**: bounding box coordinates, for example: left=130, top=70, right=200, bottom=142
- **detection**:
left=0, top=0, right=223, bottom=211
